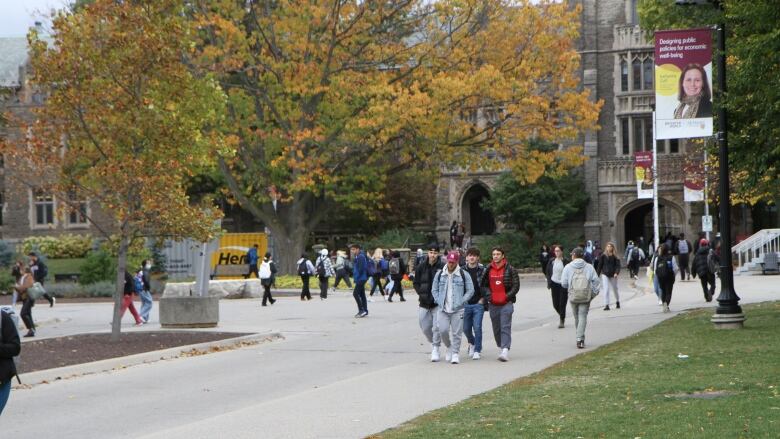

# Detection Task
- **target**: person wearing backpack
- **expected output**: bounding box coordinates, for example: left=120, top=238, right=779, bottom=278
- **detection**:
left=595, top=242, right=621, bottom=311
left=14, top=267, right=36, bottom=337
left=691, top=239, right=716, bottom=302
left=245, top=244, right=260, bottom=279
left=350, top=244, right=370, bottom=318
left=624, top=241, right=644, bottom=279
left=316, top=248, right=335, bottom=300
left=462, top=247, right=486, bottom=359
left=387, top=250, right=407, bottom=302
left=333, top=250, right=353, bottom=290
left=479, top=246, right=520, bottom=362
left=138, top=260, right=153, bottom=323
left=560, top=247, right=601, bottom=349
left=653, top=244, right=679, bottom=313
left=415, top=245, right=445, bottom=361
left=431, top=251, right=475, bottom=364
left=296, top=253, right=316, bottom=301
left=545, top=245, right=569, bottom=328
left=119, top=271, right=143, bottom=325
left=367, top=248, right=386, bottom=299
left=0, top=307, right=21, bottom=415
left=675, top=233, right=693, bottom=281
left=28, top=252, right=54, bottom=307
left=259, top=252, right=277, bottom=306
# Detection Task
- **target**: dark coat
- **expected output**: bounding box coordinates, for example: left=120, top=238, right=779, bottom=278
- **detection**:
left=595, top=254, right=621, bottom=277
left=414, top=258, right=444, bottom=309
left=0, top=311, right=21, bottom=385
left=479, top=261, right=520, bottom=304
left=545, top=258, right=569, bottom=289
left=692, top=246, right=712, bottom=278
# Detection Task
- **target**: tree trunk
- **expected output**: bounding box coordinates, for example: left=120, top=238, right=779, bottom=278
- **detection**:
left=110, top=231, right=130, bottom=342
left=269, top=224, right=309, bottom=275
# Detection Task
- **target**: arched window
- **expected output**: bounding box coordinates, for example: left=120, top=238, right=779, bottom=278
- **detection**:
left=621, top=60, right=629, bottom=92
left=643, top=58, right=654, bottom=90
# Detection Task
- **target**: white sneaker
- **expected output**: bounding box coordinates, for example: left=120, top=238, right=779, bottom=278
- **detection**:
left=658, top=299, right=663, bottom=305
left=430, top=346, right=440, bottom=362
left=451, top=353, right=460, bottom=364
left=472, top=352, right=481, bottom=360
left=445, top=350, right=452, bottom=362
left=468, top=344, right=475, bottom=357
left=498, top=348, right=509, bottom=362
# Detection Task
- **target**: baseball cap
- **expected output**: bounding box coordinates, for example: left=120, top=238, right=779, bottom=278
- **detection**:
left=699, top=239, right=709, bottom=246
left=446, top=251, right=459, bottom=263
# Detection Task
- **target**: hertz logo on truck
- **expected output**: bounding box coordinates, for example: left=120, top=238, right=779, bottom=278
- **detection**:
left=209, top=233, right=268, bottom=274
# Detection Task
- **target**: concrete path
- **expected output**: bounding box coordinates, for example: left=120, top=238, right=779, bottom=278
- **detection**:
left=2, top=273, right=777, bottom=438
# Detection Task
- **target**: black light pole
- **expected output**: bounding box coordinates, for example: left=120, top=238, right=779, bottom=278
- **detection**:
left=675, top=0, right=744, bottom=327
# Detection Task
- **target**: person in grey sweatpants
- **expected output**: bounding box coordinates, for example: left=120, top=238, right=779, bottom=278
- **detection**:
left=479, top=247, right=520, bottom=362
left=431, top=251, right=474, bottom=364
left=561, top=247, right=601, bottom=349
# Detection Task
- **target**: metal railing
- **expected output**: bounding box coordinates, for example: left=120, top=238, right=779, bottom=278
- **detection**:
left=733, top=228, right=780, bottom=270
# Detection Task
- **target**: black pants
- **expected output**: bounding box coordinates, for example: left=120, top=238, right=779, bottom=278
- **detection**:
left=678, top=254, right=690, bottom=280
left=628, top=260, right=639, bottom=277
left=550, top=282, right=568, bottom=320
left=262, top=281, right=274, bottom=305
left=698, top=273, right=716, bottom=299
left=388, top=277, right=404, bottom=301
left=319, top=276, right=329, bottom=299
left=659, top=277, right=675, bottom=305
left=300, top=275, right=311, bottom=300
left=333, top=269, right=352, bottom=289
left=21, top=297, right=35, bottom=331
left=245, top=264, right=259, bottom=279
left=369, top=273, right=384, bottom=296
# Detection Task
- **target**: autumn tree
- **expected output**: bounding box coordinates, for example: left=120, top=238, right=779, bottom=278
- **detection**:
left=1, top=0, right=230, bottom=340
left=640, top=0, right=780, bottom=204
left=191, top=0, right=602, bottom=272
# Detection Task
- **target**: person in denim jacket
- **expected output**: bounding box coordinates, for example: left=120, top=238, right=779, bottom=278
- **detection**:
left=431, top=251, right=474, bottom=364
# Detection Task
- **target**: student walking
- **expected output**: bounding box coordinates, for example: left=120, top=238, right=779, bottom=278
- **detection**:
left=28, top=252, right=54, bottom=307
left=414, top=245, right=444, bottom=361
left=120, top=271, right=143, bottom=325
left=10, top=261, right=24, bottom=307
left=624, top=242, right=644, bottom=279
left=654, top=244, right=679, bottom=313
left=259, top=252, right=277, bottom=306
left=0, top=307, right=21, bottom=415
left=595, top=242, right=621, bottom=311
left=14, top=267, right=36, bottom=337
left=333, top=250, right=353, bottom=289
left=675, top=233, right=693, bottom=281
left=479, top=247, right=519, bottom=362
left=387, top=250, right=407, bottom=302
left=368, top=248, right=386, bottom=298
left=138, top=259, right=154, bottom=323
left=316, top=249, right=335, bottom=300
left=545, top=245, right=569, bottom=328
left=560, top=247, right=601, bottom=349
left=431, top=251, right=474, bottom=364
left=462, top=247, right=486, bottom=359
left=296, top=254, right=316, bottom=301
left=691, top=239, right=716, bottom=302
left=350, top=244, right=370, bottom=317
left=245, top=244, right=260, bottom=279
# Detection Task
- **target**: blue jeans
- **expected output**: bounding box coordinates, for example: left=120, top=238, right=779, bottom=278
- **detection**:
left=0, top=380, right=11, bottom=415
left=463, top=303, right=484, bottom=353
left=139, top=290, right=153, bottom=322
left=353, top=280, right=367, bottom=314
left=653, top=274, right=662, bottom=299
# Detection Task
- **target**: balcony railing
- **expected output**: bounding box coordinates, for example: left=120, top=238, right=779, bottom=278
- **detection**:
left=613, top=25, right=653, bottom=51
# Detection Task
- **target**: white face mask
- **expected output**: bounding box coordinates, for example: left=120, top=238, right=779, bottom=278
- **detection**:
left=145, top=264, right=152, bottom=270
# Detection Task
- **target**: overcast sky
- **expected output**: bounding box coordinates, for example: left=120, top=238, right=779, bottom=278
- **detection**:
left=0, top=0, right=69, bottom=37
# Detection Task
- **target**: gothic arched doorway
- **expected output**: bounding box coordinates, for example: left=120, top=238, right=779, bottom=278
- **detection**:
left=461, top=184, right=496, bottom=236
left=620, top=199, right=684, bottom=250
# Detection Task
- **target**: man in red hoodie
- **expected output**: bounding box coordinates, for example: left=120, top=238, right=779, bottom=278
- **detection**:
left=479, top=247, right=520, bottom=361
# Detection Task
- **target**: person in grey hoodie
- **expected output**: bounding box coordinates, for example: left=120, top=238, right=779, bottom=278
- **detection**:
left=561, top=247, right=601, bottom=349
left=431, top=251, right=474, bottom=364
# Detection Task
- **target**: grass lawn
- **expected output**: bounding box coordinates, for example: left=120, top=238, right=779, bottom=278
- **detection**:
left=45, top=258, right=85, bottom=278
left=270, top=274, right=413, bottom=290
left=375, top=302, right=780, bottom=439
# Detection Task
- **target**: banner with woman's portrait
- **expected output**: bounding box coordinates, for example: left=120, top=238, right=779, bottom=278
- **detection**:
left=654, top=29, right=713, bottom=140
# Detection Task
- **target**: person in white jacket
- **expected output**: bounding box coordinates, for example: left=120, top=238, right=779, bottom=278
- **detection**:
left=561, top=247, right=601, bottom=349
left=315, top=249, right=336, bottom=300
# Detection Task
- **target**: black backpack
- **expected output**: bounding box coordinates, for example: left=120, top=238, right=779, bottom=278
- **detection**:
left=389, top=258, right=400, bottom=275
left=317, top=259, right=326, bottom=277
left=298, top=260, right=309, bottom=276
left=655, top=255, right=673, bottom=280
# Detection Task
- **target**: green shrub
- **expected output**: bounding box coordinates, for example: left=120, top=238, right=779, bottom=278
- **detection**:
left=45, top=280, right=116, bottom=298
left=363, top=228, right=428, bottom=251
left=79, top=250, right=115, bottom=285
left=0, top=240, right=16, bottom=267
left=476, top=229, right=583, bottom=269
left=0, top=270, right=15, bottom=295
left=81, top=281, right=115, bottom=297
left=43, top=282, right=80, bottom=298
left=20, top=234, right=94, bottom=259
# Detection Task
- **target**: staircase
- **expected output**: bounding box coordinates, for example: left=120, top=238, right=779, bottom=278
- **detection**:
left=733, top=229, right=780, bottom=275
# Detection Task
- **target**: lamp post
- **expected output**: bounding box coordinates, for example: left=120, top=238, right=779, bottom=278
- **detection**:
left=675, top=0, right=744, bottom=328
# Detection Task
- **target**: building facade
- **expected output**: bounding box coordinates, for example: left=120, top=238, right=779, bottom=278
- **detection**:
left=436, top=0, right=722, bottom=252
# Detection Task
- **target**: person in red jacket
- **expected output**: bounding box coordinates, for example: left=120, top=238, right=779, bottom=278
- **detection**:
left=479, top=247, right=520, bottom=362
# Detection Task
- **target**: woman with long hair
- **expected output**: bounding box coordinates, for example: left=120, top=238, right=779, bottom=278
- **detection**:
left=596, top=242, right=621, bottom=310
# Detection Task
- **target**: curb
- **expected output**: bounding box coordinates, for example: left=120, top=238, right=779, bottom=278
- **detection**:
left=15, top=331, right=284, bottom=389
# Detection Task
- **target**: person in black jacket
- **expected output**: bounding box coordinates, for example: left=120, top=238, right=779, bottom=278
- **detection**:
left=545, top=245, right=569, bottom=328
left=387, top=251, right=407, bottom=303
left=691, top=239, right=716, bottom=302
left=118, top=271, right=143, bottom=325
left=595, top=242, right=621, bottom=310
left=0, top=308, right=21, bottom=415
left=28, top=253, right=54, bottom=307
left=414, top=245, right=444, bottom=361
left=462, top=247, right=486, bottom=359
left=479, top=247, right=520, bottom=362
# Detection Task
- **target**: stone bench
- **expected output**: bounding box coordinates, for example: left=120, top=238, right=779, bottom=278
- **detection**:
left=163, top=278, right=262, bottom=299
left=210, top=264, right=250, bottom=279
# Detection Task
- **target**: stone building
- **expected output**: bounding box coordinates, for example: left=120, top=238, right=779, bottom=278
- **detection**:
left=436, top=0, right=726, bottom=252
left=0, top=34, right=116, bottom=242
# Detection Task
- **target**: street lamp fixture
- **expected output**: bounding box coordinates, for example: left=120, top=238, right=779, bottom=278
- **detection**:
left=675, top=0, right=745, bottom=328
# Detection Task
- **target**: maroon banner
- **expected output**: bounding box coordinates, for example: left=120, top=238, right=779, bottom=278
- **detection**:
left=634, top=151, right=653, bottom=199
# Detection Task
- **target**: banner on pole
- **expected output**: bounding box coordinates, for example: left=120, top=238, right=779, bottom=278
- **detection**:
left=683, top=147, right=705, bottom=202
left=654, top=28, right=713, bottom=140
left=634, top=151, right=654, bottom=199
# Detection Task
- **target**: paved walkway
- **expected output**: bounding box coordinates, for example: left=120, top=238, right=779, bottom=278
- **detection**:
left=3, top=273, right=777, bottom=438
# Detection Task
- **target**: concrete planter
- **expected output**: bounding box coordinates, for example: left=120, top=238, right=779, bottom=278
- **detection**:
left=159, top=295, right=219, bottom=328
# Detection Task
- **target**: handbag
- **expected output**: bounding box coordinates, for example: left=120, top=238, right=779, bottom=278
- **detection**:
left=29, top=282, right=47, bottom=300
